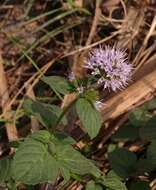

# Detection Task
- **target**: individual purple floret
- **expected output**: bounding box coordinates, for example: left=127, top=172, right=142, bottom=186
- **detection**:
left=85, top=45, right=133, bottom=91
left=94, top=100, right=105, bottom=111
left=68, top=71, right=76, bottom=81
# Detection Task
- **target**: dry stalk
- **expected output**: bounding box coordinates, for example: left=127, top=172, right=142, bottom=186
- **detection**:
left=134, top=44, right=156, bottom=73
left=98, top=114, right=128, bottom=148
left=85, top=0, right=101, bottom=46
left=72, top=0, right=101, bottom=78
left=0, top=56, right=60, bottom=121
left=133, top=14, right=156, bottom=66
left=117, top=5, right=145, bottom=49
left=62, top=31, right=119, bottom=58
left=67, top=181, right=83, bottom=190
left=26, top=85, right=39, bottom=132
left=12, top=57, right=60, bottom=123
left=101, top=69, right=156, bottom=122
left=150, top=178, right=156, bottom=190
left=0, top=52, right=18, bottom=141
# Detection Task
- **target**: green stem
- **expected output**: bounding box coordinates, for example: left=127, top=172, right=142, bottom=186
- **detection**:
left=54, top=95, right=79, bottom=128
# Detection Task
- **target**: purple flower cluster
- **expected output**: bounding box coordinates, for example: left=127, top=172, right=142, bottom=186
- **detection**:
left=85, top=46, right=133, bottom=91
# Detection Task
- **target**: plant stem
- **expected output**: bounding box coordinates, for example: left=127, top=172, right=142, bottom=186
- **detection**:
left=54, top=95, right=79, bottom=128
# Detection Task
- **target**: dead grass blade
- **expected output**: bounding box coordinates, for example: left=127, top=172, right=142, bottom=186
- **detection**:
left=0, top=52, right=18, bottom=141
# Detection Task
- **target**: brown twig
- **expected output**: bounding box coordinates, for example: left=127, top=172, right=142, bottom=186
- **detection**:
left=132, top=14, right=156, bottom=66
left=72, top=0, right=101, bottom=77
left=0, top=52, right=18, bottom=141
left=26, top=85, right=40, bottom=132
left=98, top=114, right=128, bottom=148
left=64, top=32, right=119, bottom=58
left=85, top=0, right=101, bottom=46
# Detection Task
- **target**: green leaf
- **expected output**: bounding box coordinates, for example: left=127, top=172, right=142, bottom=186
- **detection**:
left=86, top=180, right=96, bottom=190
left=112, top=123, right=139, bottom=141
left=60, top=167, right=70, bottom=183
left=10, top=139, right=23, bottom=148
left=107, top=170, right=123, bottom=181
left=23, top=98, right=67, bottom=128
left=129, top=181, right=150, bottom=190
left=86, top=180, right=103, bottom=190
left=129, top=108, right=152, bottom=127
left=136, top=159, right=153, bottom=173
left=99, top=173, right=127, bottom=190
left=56, top=145, right=100, bottom=178
left=107, top=144, right=116, bottom=153
left=146, top=140, right=156, bottom=162
left=12, top=138, right=59, bottom=185
left=135, top=118, right=156, bottom=174
left=52, top=133, right=76, bottom=145
left=94, top=185, right=103, bottom=190
left=136, top=140, right=156, bottom=173
left=140, top=140, right=156, bottom=172
left=26, top=185, right=35, bottom=190
left=12, top=130, right=101, bottom=185
left=31, top=130, right=51, bottom=143
left=108, top=148, right=137, bottom=179
left=76, top=98, right=102, bottom=138
left=136, top=159, right=153, bottom=175
left=42, top=76, right=69, bottom=95
left=50, top=104, right=67, bottom=125
left=84, top=89, right=99, bottom=103
left=146, top=97, right=156, bottom=110
left=7, top=180, right=17, bottom=190
left=105, top=170, right=126, bottom=190
left=0, top=157, right=11, bottom=184
left=139, top=117, right=156, bottom=140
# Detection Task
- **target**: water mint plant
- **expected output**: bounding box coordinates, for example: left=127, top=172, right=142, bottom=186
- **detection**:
left=1, top=1, right=155, bottom=190
left=1, top=45, right=133, bottom=190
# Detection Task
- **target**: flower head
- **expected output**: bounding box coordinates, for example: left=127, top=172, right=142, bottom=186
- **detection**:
left=85, top=45, right=133, bottom=91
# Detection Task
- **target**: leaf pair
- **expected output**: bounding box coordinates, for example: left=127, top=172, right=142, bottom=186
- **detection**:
left=24, top=97, right=102, bottom=139
left=12, top=130, right=100, bottom=185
